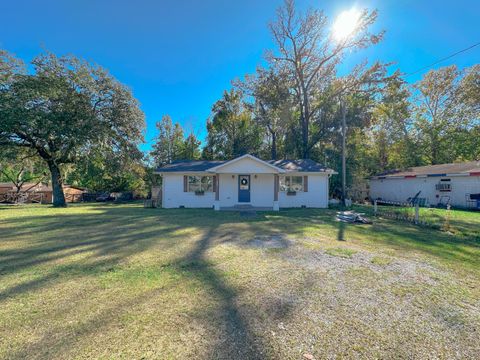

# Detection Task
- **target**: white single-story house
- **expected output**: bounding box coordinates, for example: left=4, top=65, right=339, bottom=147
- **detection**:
left=155, top=154, right=336, bottom=210
left=370, top=161, right=480, bottom=209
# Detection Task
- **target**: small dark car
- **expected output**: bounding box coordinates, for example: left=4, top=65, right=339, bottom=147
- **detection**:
left=95, top=193, right=114, bottom=202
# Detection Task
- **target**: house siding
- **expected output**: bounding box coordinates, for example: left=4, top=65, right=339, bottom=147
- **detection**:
left=278, top=174, right=329, bottom=208
left=370, top=175, right=480, bottom=207
left=162, top=173, right=215, bottom=208
left=218, top=173, right=237, bottom=207
left=162, top=172, right=330, bottom=209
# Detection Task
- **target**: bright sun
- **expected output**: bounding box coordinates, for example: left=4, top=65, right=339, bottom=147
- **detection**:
left=333, top=8, right=361, bottom=41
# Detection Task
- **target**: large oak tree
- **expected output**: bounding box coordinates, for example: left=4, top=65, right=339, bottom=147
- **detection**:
left=0, top=51, right=145, bottom=206
left=268, top=0, right=384, bottom=158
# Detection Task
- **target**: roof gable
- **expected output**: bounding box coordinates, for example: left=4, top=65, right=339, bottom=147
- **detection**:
left=207, top=154, right=285, bottom=173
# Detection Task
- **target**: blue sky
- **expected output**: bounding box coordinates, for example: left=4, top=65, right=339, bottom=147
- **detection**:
left=2, top=0, right=479, bottom=152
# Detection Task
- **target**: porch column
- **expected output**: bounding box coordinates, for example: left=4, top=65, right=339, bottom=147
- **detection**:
left=214, top=173, right=220, bottom=210
left=273, top=174, right=279, bottom=211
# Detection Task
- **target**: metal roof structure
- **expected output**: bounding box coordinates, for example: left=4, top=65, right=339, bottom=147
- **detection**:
left=372, top=161, right=480, bottom=179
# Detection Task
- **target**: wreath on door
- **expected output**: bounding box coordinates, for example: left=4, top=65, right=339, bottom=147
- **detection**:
left=241, top=178, right=248, bottom=186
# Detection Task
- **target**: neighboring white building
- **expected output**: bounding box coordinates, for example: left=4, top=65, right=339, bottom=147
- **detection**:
left=369, top=161, right=480, bottom=208
left=155, top=154, right=336, bottom=210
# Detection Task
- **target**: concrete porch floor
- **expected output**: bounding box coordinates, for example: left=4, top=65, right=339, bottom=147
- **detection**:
left=220, top=205, right=274, bottom=211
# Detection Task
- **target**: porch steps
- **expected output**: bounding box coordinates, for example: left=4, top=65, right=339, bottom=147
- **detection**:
left=220, top=205, right=274, bottom=212
left=233, top=204, right=254, bottom=210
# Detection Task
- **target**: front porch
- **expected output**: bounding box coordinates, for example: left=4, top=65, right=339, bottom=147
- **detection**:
left=208, top=155, right=283, bottom=211
left=212, top=173, right=280, bottom=211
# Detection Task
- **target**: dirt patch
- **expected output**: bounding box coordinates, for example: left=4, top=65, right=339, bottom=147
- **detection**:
left=246, top=234, right=291, bottom=249
left=287, top=241, right=444, bottom=285
left=254, top=239, right=480, bottom=358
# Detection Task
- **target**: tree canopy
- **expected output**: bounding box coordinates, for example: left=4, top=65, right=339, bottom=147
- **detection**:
left=202, top=89, right=262, bottom=160
left=150, top=115, right=202, bottom=166
left=0, top=51, right=145, bottom=206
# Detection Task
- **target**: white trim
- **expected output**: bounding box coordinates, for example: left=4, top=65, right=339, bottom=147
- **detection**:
left=445, top=173, right=471, bottom=177
left=207, top=154, right=285, bottom=173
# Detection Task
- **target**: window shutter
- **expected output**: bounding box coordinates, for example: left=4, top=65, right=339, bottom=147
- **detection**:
left=303, top=176, right=308, bottom=192
left=213, top=176, right=217, bottom=192
left=183, top=176, right=188, bottom=192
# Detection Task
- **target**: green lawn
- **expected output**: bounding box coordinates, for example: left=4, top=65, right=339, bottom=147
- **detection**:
left=367, top=203, right=480, bottom=238
left=0, top=203, right=479, bottom=359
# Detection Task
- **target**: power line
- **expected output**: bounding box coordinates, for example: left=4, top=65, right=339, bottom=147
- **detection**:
left=405, top=41, right=480, bottom=77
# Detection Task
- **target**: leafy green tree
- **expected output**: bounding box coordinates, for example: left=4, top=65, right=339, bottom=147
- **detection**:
left=413, top=65, right=479, bottom=164
left=0, top=146, right=48, bottom=197
left=370, top=75, right=419, bottom=171
left=236, top=67, right=293, bottom=160
left=203, top=89, right=262, bottom=160
left=151, top=115, right=185, bottom=166
left=65, top=146, right=146, bottom=193
left=452, top=65, right=480, bottom=160
left=0, top=51, right=145, bottom=206
left=181, top=132, right=201, bottom=160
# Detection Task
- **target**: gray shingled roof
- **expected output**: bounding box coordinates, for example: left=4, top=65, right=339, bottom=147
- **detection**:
left=156, top=158, right=333, bottom=173
left=156, top=160, right=227, bottom=172
left=374, top=161, right=480, bottom=178
left=267, top=159, right=330, bottom=172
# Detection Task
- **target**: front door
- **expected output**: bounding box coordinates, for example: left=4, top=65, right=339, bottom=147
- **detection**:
left=238, top=175, right=250, bottom=203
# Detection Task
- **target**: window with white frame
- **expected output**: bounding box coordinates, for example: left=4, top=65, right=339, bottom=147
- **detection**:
left=188, top=176, right=213, bottom=192
left=279, top=175, right=304, bottom=192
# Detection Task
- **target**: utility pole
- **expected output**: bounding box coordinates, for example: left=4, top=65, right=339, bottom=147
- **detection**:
left=341, top=101, right=347, bottom=207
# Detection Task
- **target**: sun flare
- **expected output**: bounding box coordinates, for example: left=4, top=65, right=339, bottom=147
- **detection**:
left=333, top=8, right=361, bottom=41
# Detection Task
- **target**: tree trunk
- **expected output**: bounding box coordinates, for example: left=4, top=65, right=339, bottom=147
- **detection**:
left=271, top=131, right=277, bottom=160
left=48, top=161, right=66, bottom=207
left=301, top=115, right=309, bottom=159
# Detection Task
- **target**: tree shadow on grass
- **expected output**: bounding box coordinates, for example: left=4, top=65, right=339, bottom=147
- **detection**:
left=2, top=204, right=479, bottom=358
left=177, top=227, right=267, bottom=359
left=1, top=205, right=273, bottom=358
left=0, top=224, right=182, bottom=276
left=0, top=206, right=190, bottom=302
left=337, top=220, right=346, bottom=241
